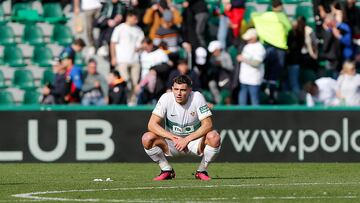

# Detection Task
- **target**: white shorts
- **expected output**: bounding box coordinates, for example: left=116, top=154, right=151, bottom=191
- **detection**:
left=165, top=137, right=203, bottom=157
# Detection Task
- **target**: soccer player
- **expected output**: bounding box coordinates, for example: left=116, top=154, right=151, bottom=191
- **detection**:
left=142, top=75, right=221, bottom=181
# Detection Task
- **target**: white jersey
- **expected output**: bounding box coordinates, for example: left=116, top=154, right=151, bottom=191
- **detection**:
left=152, top=91, right=212, bottom=137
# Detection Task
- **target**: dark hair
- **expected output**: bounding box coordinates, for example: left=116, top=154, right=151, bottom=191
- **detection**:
left=177, top=59, right=188, bottom=65
left=111, top=70, right=121, bottom=78
left=142, top=37, right=153, bottom=44
left=126, top=9, right=138, bottom=17
left=73, top=38, right=86, bottom=47
left=272, top=0, right=282, bottom=8
left=173, top=75, right=192, bottom=87
left=88, top=58, right=97, bottom=65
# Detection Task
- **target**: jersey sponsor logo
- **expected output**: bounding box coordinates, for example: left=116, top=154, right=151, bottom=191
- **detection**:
left=172, top=125, right=195, bottom=134
left=165, top=118, right=201, bottom=136
left=199, top=105, right=210, bottom=114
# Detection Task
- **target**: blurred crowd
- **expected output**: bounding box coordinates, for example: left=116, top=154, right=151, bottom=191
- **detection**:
left=35, top=0, right=360, bottom=106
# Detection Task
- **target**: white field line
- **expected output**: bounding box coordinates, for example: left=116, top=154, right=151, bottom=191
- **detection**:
left=11, top=182, right=360, bottom=202
left=253, top=196, right=358, bottom=200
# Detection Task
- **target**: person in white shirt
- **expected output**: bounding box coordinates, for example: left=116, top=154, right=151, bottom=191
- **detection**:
left=110, top=10, right=145, bottom=104
left=304, top=77, right=337, bottom=107
left=336, top=61, right=360, bottom=106
left=237, top=28, right=266, bottom=105
left=73, top=0, right=102, bottom=53
left=142, top=75, right=221, bottom=181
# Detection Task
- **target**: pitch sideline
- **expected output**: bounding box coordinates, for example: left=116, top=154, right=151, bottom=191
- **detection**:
left=11, top=182, right=360, bottom=202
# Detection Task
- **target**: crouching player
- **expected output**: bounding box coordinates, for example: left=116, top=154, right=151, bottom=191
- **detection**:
left=142, top=75, right=221, bottom=181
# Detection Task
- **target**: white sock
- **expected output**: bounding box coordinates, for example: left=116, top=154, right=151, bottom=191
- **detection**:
left=197, top=145, right=220, bottom=172
left=144, top=146, right=172, bottom=171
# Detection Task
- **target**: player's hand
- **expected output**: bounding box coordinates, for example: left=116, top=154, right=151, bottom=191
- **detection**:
left=174, top=137, right=190, bottom=151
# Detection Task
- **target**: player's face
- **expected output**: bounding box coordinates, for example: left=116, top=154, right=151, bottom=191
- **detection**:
left=172, top=83, right=191, bottom=105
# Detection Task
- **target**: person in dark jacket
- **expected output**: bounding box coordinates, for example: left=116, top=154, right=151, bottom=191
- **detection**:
left=108, top=70, right=127, bottom=104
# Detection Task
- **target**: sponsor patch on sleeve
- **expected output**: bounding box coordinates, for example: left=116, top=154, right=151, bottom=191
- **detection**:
left=199, top=105, right=210, bottom=114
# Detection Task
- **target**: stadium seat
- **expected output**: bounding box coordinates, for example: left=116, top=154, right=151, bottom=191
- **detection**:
left=51, top=24, right=73, bottom=46
left=0, top=24, right=16, bottom=45
left=259, top=91, right=269, bottom=104
left=23, top=90, right=40, bottom=104
left=0, top=3, right=8, bottom=24
left=3, top=45, right=26, bottom=67
left=300, top=69, right=317, bottom=86
left=12, top=69, right=36, bottom=89
left=22, top=24, right=45, bottom=45
left=42, top=3, right=69, bottom=24
left=282, top=0, right=303, bottom=4
left=276, top=91, right=299, bottom=104
left=11, top=2, right=42, bottom=23
left=0, top=90, right=15, bottom=105
left=255, top=0, right=271, bottom=4
left=41, top=69, right=54, bottom=86
left=295, top=5, right=315, bottom=28
left=0, top=70, right=7, bottom=89
left=32, top=45, right=53, bottom=68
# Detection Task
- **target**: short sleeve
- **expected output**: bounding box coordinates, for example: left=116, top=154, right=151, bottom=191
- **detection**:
left=195, top=92, right=212, bottom=121
left=152, top=93, right=168, bottom=118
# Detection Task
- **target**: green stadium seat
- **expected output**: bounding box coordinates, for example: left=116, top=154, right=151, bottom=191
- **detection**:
left=259, top=91, right=269, bottom=104
left=41, top=69, right=54, bottom=86
left=295, top=5, right=315, bottom=28
left=32, top=45, right=54, bottom=68
left=0, top=25, right=16, bottom=45
left=255, top=0, right=271, bottom=4
left=0, top=90, right=15, bottom=105
left=0, top=70, right=7, bottom=89
left=282, top=0, right=303, bottom=4
left=300, top=69, right=317, bottom=87
left=42, top=3, right=69, bottom=24
left=0, top=3, right=8, bottom=24
left=276, top=91, right=299, bottom=105
left=22, top=24, right=45, bottom=45
left=12, top=69, right=36, bottom=89
left=11, top=2, right=40, bottom=23
left=3, top=45, right=26, bottom=67
left=23, top=90, right=40, bottom=104
left=51, top=24, right=73, bottom=46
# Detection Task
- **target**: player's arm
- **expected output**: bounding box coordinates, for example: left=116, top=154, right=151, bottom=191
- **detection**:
left=174, top=116, right=212, bottom=151
left=186, top=116, right=212, bottom=142
left=148, top=114, right=177, bottom=141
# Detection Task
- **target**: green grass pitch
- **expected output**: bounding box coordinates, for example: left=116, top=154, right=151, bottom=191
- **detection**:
left=1, top=163, right=360, bottom=202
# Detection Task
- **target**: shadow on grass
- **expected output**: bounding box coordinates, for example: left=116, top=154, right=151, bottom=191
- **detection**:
left=212, top=176, right=284, bottom=180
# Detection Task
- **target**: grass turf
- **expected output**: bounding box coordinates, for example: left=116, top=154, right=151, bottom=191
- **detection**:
left=0, top=163, right=360, bottom=202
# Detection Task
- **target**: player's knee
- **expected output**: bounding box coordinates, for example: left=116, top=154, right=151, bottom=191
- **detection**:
left=206, top=131, right=221, bottom=148
left=142, top=132, right=156, bottom=149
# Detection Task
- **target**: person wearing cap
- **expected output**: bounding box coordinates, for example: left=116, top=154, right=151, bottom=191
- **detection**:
left=237, top=28, right=266, bottom=105
left=143, top=0, right=182, bottom=40
left=153, top=10, right=180, bottom=53
left=207, top=40, right=233, bottom=104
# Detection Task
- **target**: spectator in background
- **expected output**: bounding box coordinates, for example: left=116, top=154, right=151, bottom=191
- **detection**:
left=182, top=0, right=209, bottom=47
left=224, top=0, right=245, bottom=41
left=286, top=17, right=306, bottom=97
left=73, top=0, right=102, bottom=56
left=167, top=59, right=201, bottom=91
left=153, top=10, right=181, bottom=53
left=319, top=14, right=341, bottom=75
left=237, top=28, right=266, bottom=106
left=81, top=59, right=109, bottom=106
left=331, top=2, right=354, bottom=61
left=110, top=10, right=145, bottom=105
left=208, top=40, right=234, bottom=104
left=252, top=0, right=291, bottom=103
left=108, top=70, right=127, bottom=104
left=61, top=49, right=83, bottom=104
left=217, top=0, right=231, bottom=48
left=140, top=37, right=169, bottom=81
left=336, top=61, right=360, bottom=106
left=304, top=77, right=337, bottom=107
left=41, top=62, right=67, bottom=104
left=94, top=0, right=126, bottom=61
left=58, top=38, right=86, bottom=63
left=143, top=0, right=182, bottom=40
